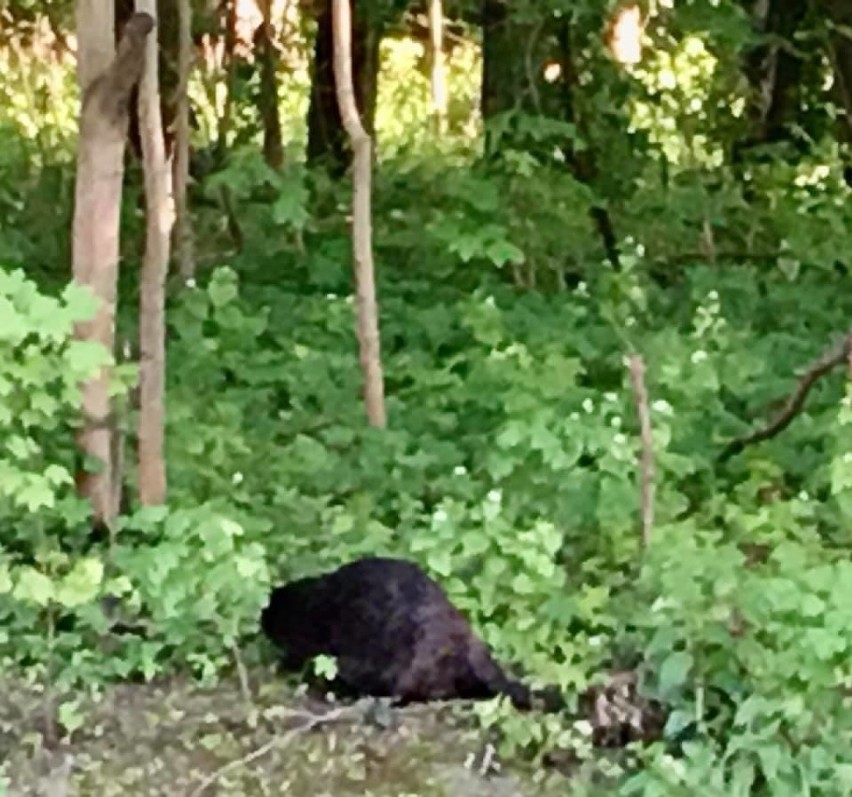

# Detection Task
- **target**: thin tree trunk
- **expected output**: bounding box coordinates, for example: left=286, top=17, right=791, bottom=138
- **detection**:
left=77, top=0, right=117, bottom=87
left=555, top=18, right=621, bottom=270
left=72, top=10, right=154, bottom=526
left=257, top=0, right=284, bottom=168
left=308, top=0, right=382, bottom=175
left=136, top=0, right=172, bottom=506
left=173, top=0, right=195, bottom=278
left=217, top=0, right=238, bottom=159
left=427, top=0, right=447, bottom=134
left=331, top=0, right=387, bottom=428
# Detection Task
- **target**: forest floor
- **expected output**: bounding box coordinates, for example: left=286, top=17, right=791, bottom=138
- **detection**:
left=1, top=671, right=579, bottom=796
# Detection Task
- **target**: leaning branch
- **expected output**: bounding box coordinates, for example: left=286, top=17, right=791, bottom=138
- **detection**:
left=83, top=14, right=156, bottom=126
left=720, top=329, right=852, bottom=461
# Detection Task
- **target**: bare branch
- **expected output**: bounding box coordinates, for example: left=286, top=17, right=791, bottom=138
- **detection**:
left=720, top=330, right=852, bottom=461
left=188, top=705, right=352, bottom=797
left=628, top=354, right=654, bottom=547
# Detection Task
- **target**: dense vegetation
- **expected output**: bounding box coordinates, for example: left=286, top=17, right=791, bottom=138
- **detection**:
left=2, top=0, right=852, bottom=793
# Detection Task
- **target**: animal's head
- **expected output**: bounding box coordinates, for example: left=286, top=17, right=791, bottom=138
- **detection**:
left=259, top=576, right=321, bottom=637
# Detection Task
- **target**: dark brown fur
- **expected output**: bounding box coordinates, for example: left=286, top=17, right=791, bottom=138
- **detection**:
left=261, top=556, right=559, bottom=710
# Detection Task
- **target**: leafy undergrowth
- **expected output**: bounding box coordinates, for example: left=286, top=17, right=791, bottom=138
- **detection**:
left=1, top=673, right=579, bottom=797
left=3, top=261, right=852, bottom=794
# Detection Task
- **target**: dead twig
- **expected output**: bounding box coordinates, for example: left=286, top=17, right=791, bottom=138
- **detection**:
left=187, top=704, right=351, bottom=797
left=231, top=642, right=253, bottom=707
left=720, top=329, right=852, bottom=461
left=628, top=354, right=655, bottom=547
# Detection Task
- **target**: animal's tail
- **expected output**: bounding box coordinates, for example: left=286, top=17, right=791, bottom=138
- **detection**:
left=468, top=639, right=566, bottom=712
left=501, top=679, right=565, bottom=713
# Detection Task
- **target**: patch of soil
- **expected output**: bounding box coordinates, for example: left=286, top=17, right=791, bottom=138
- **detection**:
left=1, top=669, right=574, bottom=797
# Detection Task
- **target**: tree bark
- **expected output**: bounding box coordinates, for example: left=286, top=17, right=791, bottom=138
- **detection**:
left=173, top=0, right=195, bottom=278
left=256, top=0, right=284, bottom=168
left=136, top=0, right=172, bottom=506
left=116, top=0, right=180, bottom=159
left=72, top=10, right=154, bottom=525
left=332, top=0, right=387, bottom=428
left=427, top=0, right=447, bottom=134
left=308, top=0, right=381, bottom=175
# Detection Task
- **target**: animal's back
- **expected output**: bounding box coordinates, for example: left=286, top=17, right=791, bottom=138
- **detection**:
left=261, top=556, right=529, bottom=705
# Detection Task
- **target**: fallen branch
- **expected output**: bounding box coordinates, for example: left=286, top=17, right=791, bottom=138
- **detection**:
left=720, top=329, right=852, bottom=461
left=628, top=354, right=655, bottom=547
left=187, top=704, right=351, bottom=797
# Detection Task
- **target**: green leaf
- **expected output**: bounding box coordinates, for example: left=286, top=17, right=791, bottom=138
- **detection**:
left=65, top=340, right=111, bottom=377
left=427, top=548, right=453, bottom=578
left=0, top=300, right=26, bottom=341
left=271, top=191, right=310, bottom=229
left=58, top=699, right=86, bottom=735
left=62, top=282, right=100, bottom=324
left=44, top=464, right=73, bottom=487
left=512, top=573, right=536, bottom=594
left=16, top=477, right=55, bottom=511
left=55, top=558, right=104, bottom=608
left=311, top=654, right=339, bottom=680
left=461, top=530, right=491, bottom=556
left=13, top=567, right=54, bottom=606
left=484, top=240, right=525, bottom=267
left=658, top=650, right=692, bottom=694
left=208, top=269, right=239, bottom=308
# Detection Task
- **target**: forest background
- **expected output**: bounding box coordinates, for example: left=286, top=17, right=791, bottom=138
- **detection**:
left=2, top=0, right=852, bottom=794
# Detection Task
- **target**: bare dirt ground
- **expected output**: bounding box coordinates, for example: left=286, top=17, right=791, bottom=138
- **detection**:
left=1, top=670, right=578, bottom=797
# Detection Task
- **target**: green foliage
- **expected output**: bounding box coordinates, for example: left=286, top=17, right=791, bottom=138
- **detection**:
left=3, top=0, right=852, bottom=789
left=0, top=268, right=102, bottom=518
left=624, top=530, right=852, bottom=796
left=111, top=505, right=270, bottom=681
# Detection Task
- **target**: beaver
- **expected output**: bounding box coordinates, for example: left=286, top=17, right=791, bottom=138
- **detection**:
left=261, top=556, right=561, bottom=710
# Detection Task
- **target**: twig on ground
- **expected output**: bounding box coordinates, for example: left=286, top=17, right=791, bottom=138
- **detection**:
left=187, top=704, right=352, bottom=797
left=628, top=353, right=655, bottom=547
left=230, top=642, right=253, bottom=707
left=720, top=330, right=852, bottom=462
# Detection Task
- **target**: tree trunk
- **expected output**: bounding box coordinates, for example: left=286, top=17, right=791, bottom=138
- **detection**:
left=427, top=0, right=447, bottom=134
left=332, top=0, right=387, bottom=428
left=72, top=10, right=154, bottom=525
left=822, top=0, right=852, bottom=180
left=256, top=0, right=284, bottom=168
left=173, top=0, right=195, bottom=279
left=217, top=0, right=239, bottom=159
left=739, top=0, right=808, bottom=150
left=554, top=18, right=621, bottom=269
left=136, top=0, right=172, bottom=506
left=481, top=0, right=527, bottom=134
left=308, top=0, right=381, bottom=175
left=116, top=0, right=180, bottom=159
